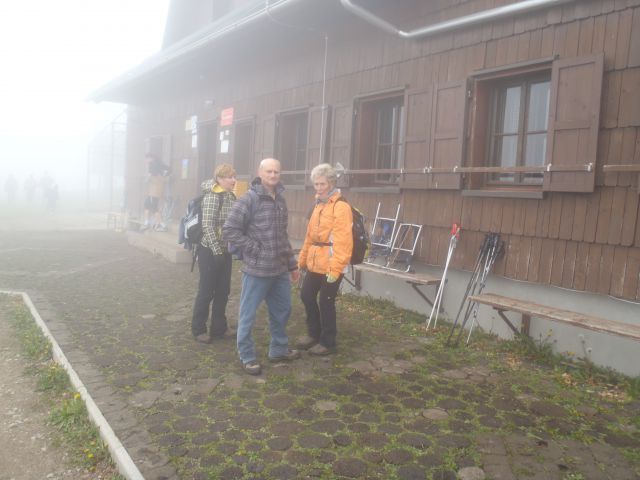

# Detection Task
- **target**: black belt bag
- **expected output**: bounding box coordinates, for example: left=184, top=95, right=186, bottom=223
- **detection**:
left=312, top=241, right=333, bottom=247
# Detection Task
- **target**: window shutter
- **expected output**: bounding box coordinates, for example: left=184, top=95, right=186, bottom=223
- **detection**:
left=544, top=54, right=603, bottom=193
left=259, top=115, right=276, bottom=161
left=306, top=106, right=331, bottom=181
left=162, top=135, right=172, bottom=166
left=429, top=80, right=466, bottom=189
left=329, top=102, right=354, bottom=187
left=401, top=87, right=432, bottom=189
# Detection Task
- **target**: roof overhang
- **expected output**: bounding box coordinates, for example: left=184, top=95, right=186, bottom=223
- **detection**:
left=89, top=0, right=332, bottom=104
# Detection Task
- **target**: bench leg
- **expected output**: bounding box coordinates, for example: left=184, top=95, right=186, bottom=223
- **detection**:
left=409, top=282, right=435, bottom=308
left=521, top=314, right=531, bottom=336
left=496, top=309, right=520, bottom=336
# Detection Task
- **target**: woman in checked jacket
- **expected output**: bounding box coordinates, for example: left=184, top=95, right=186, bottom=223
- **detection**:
left=191, top=163, right=237, bottom=343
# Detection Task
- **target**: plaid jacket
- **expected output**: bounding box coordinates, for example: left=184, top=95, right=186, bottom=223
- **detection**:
left=200, top=179, right=236, bottom=255
left=223, top=178, right=297, bottom=277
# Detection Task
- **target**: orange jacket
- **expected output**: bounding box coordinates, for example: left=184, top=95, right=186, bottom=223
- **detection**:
left=298, top=191, right=353, bottom=278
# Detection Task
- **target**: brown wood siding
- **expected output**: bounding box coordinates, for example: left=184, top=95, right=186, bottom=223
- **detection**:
left=125, top=1, right=640, bottom=301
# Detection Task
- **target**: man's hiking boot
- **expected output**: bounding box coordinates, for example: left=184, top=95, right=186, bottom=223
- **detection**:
left=308, top=344, right=334, bottom=356
left=295, top=335, right=318, bottom=350
left=195, top=333, right=211, bottom=344
left=242, top=360, right=261, bottom=375
left=212, top=327, right=236, bottom=340
left=268, top=349, right=301, bottom=362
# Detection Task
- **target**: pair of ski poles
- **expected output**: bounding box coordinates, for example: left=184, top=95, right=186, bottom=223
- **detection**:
left=426, top=223, right=461, bottom=330
left=446, top=232, right=503, bottom=346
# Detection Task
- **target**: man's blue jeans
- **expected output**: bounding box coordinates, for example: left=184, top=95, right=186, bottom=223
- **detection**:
left=237, top=271, right=292, bottom=364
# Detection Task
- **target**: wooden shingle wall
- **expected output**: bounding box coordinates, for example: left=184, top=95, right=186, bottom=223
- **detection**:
left=135, top=0, right=640, bottom=300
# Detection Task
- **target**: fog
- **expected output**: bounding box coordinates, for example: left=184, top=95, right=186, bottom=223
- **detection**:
left=0, top=1, right=169, bottom=211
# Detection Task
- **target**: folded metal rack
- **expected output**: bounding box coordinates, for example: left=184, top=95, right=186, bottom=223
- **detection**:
left=365, top=202, right=401, bottom=266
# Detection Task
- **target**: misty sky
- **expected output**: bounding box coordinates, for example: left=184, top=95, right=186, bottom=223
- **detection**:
left=0, top=1, right=169, bottom=192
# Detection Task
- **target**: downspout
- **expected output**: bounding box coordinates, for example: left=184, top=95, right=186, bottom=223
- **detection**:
left=339, top=0, right=575, bottom=39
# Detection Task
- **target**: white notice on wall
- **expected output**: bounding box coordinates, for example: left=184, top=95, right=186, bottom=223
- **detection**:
left=220, top=139, right=229, bottom=153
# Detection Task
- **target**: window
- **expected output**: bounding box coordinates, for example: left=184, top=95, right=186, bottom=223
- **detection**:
left=488, top=75, right=550, bottom=185
left=468, top=54, right=603, bottom=194
left=354, top=93, right=405, bottom=186
left=275, top=110, right=308, bottom=184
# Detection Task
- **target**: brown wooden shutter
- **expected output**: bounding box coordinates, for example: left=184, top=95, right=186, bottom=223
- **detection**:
left=231, top=117, right=255, bottom=177
left=259, top=115, right=276, bottom=161
left=329, top=102, right=354, bottom=187
left=544, top=54, right=603, bottom=193
left=401, top=87, right=432, bottom=189
left=306, top=106, right=331, bottom=183
left=429, top=80, right=466, bottom=189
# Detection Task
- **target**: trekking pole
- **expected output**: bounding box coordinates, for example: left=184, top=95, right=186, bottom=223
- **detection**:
left=445, top=233, right=490, bottom=345
left=465, top=237, right=504, bottom=345
left=427, top=223, right=460, bottom=330
left=452, top=233, right=500, bottom=346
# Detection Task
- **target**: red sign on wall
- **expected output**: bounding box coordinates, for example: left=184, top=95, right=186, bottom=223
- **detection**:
left=220, top=107, right=234, bottom=127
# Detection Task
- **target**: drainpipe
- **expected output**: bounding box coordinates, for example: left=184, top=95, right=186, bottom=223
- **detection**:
left=339, top=0, right=575, bottom=39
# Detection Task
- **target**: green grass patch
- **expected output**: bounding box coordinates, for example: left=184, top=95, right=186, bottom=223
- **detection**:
left=1, top=296, right=124, bottom=479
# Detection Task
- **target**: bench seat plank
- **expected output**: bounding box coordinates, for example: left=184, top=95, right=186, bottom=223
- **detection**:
left=354, top=263, right=440, bottom=286
left=469, top=293, right=640, bottom=341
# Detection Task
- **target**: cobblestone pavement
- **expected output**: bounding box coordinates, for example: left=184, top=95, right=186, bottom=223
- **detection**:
left=0, top=227, right=638, bottom=479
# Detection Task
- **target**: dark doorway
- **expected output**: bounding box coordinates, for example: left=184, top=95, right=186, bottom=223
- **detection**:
left=198, top=121, right=217, bottom=185
left=233, top=120, right=254, bottom=179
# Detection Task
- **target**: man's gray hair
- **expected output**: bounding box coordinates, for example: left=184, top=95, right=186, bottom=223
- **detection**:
left=310, top=163, right=338, bottom=184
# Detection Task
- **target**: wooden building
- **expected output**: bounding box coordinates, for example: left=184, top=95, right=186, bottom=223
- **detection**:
left=92, top=0, right=640, bottom=372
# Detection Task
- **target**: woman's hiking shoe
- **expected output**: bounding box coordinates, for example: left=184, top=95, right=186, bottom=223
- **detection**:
left=268, top=349, right=301, bottom=362
left=195, top=333, right=211, bottom=344
left=308, top=344, right=334, bottom=356
left=295, top=335, right=318, bottom=350
left=242, top=360, right=262, bottom=375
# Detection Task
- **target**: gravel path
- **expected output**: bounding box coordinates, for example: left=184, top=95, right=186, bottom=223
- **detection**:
left=0, top=303, right=98, bottom=480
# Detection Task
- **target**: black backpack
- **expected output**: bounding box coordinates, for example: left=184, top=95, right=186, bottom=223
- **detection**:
left=178, top=195, right=204, bottom=271
left=337, top=198, right=370, bottom=265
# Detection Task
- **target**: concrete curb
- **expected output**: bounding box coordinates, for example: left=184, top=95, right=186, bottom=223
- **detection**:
left=1, top=290, right=144, bottom=480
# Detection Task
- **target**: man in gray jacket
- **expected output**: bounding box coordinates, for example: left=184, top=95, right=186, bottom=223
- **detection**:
left=223, top=158, right=300, bottom=375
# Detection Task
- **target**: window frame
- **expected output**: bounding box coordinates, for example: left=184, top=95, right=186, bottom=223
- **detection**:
left=274, top=108, right=309, bottom=186
left=353, top=90, right=405, bottom=187
left=486, top=72, right=550, bottom=187
left=467, top=58, right=554, bottom=194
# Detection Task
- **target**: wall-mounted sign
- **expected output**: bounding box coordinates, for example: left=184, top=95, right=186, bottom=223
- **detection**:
left=186, top=115, right=198, bottom=132
left=220, top=128, right=230, bottom=154
left=181, top=159, right=189, bottom=179
left=220, top=107, right=234, bottom=127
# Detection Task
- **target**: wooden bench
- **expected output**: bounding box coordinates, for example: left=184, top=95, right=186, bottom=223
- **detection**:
left=106, top=211, right=125, bottom=231
left=351, top=263, right=442, bottom=308
left=469, top=293, right=640, bottom=341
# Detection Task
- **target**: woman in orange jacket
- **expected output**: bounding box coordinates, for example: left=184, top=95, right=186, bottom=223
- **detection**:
left=297, top=163, right=353, bottom=355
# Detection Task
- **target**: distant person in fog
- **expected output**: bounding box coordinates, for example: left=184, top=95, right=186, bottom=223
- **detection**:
left=46, top=183, right=59, bottom=211
left=24, top=174, right=37, bottom=203
left=141, top=153, right=171, bottom=232
left=4, top=174, right=18, bottom=203
left=39, top=172, right=53, bottom=202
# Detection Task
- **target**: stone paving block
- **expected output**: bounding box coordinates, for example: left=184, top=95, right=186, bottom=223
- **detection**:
left=483, top=463, right=515, bottom=480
